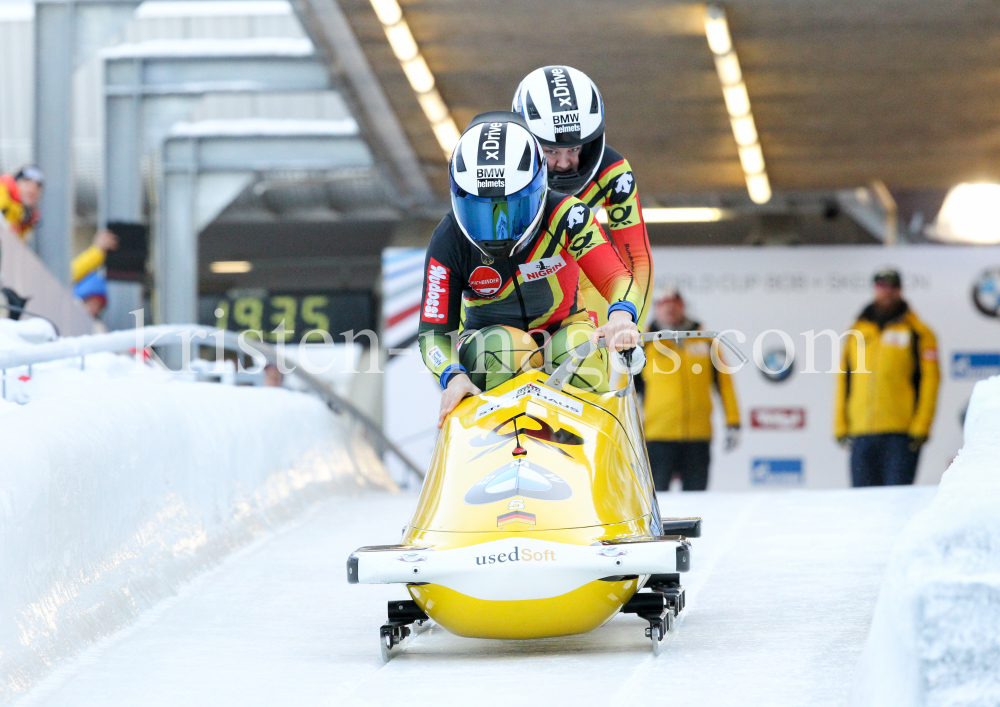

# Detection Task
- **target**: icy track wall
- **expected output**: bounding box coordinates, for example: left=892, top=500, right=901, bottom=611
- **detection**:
left=852, top=377, right=1000, bottom=707
left=0, top=341, right=394, bottom=701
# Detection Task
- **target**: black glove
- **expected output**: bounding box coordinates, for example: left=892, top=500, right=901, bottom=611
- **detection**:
left=2, top=287, right=29, bottom=321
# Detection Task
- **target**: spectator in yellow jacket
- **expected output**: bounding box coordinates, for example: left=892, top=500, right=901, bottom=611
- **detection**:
left=72, top=228, right=119, bottom=284
left=638, top=288, right=740, bottom=491
left=834, top=269, right=939, bottom=486
left=0, top=166, right=44, bottom=241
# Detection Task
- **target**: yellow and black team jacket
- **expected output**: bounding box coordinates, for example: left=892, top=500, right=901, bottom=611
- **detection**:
left=638, top=319, right=740, bottom=441
left=576, top=146, right=653, bottom=330
left=834, top=301, right=939, bottom=439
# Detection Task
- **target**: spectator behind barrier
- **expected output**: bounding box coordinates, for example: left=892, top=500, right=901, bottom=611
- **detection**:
left=834, top=268, right=940, bottom=486
left=72, top=229, right=118, bottom=284
left=0, top=165, right=44, bottom=243
left=637, top=288, right=741, bottom=492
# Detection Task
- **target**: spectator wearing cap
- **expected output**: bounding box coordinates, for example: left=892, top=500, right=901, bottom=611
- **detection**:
left=637, top=288, right=741, bottom=491
left=0, top=165, right=44, bottom=242
left=73, top=271, right=109, bottom=332
left=834, top=268, right=940, bottom=486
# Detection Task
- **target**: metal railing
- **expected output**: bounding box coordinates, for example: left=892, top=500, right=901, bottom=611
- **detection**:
left=0, top=325, right=424, bottom=480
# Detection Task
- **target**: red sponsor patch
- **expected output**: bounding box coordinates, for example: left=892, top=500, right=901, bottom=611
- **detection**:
left=469, top=266, right=502, bottom=297
left=750, top=407, right=806, bottom=430
left=421, top=257, right=450, bottom=322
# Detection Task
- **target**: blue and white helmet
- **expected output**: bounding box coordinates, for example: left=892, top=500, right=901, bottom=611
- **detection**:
left=450, top=111, right=548, bottom=259
left=512, top=66, right=606, bottom=196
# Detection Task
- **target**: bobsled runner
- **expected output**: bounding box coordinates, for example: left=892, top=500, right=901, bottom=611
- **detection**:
left=348, top=330, right=746, bottom=660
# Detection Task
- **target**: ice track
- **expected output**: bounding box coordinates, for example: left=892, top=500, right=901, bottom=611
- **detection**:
left=17, top=487, right=933, bottom=707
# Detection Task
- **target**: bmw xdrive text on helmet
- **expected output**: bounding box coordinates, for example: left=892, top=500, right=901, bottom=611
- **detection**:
left=512, top=66, right=605, bottom=196
left=449, top=111, right=548, bottom=259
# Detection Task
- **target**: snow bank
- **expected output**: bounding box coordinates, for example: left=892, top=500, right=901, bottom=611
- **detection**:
left=0, top=321, right=394, bottom=701
left=852, top=377, right=1000, bottom=707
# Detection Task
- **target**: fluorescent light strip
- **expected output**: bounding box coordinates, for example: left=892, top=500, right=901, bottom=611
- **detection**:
left=705, top=5, right=771, bottom=204
left=370, top=0, right=460, bottom=156
left=211, top=261, right=253, bottom=274
left=596, top=207, right=727, bottom=224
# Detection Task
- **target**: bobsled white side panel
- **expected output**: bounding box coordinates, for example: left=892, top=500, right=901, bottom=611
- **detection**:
left=353, top=538, right=682, bottom=601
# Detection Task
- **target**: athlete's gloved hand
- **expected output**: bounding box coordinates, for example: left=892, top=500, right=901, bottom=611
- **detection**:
left=438, top=373, right=481, bottom=429
left=592, top=310, right=639, bottom=352
left=724, top=425, right=740, bottom=452
left=836, top=435, right=852, bottom=450
left=908, top=435, right=928, bottom=452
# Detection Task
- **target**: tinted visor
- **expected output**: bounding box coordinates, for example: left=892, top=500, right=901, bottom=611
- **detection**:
left=451, top=168, right=547, bottom=245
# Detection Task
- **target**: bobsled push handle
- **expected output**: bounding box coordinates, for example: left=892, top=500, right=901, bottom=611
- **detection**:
left=544, top=330, right=748, bottom=392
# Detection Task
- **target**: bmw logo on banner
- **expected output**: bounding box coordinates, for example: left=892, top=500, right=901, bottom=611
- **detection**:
left=759, top=347, right=794, bottom=383
left=972, top=268, right=1000, bottom=318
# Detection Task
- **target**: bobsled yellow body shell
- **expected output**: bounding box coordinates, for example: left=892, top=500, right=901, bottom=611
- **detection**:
left=400, top=370, right=660, bottom=639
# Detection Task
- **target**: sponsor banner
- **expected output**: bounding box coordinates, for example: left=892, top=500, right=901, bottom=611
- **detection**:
left=751, top=458, right=804, bottom=485
left=426, top=345, right=447, bottom=369
left=518, top=254, right=566, bottom=282
left=421, top=257, right=450, bottom=323
left=469, top=265, right=503, bottom=297
left=387, top=246, right=1000, bottom=489
left=750, top=407, right=806, bottom=430
left=951, top=352, right=1000, bottom=380
left=475, top=381, right=584, bottom=420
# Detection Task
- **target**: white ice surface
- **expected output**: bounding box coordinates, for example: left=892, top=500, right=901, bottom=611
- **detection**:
left=15, top=487, right=933, bottom=707
left=0, top=320, right=393, bottom=700
left=853, top=377, right=1000, bottom=707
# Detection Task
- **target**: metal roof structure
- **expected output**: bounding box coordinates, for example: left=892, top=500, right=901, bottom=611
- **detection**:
left=332, top=0, right=1000, bottom=213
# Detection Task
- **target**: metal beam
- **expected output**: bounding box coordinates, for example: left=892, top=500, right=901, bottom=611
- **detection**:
left=290, top=0, right=434, bottom=208
left=33, top=0, right=141, bottom=284
left=157, top=120, right=371, bottom=327
left=102, top=39, right=333, bottom=225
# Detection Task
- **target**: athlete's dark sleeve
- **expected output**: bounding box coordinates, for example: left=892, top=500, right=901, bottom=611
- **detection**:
left=417, top=216, right=467, bottom=388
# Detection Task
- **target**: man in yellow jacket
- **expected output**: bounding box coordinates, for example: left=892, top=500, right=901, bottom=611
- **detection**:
left=638, top=289, right=740, bottom=491
left=835, top=269, right=939, bottom=487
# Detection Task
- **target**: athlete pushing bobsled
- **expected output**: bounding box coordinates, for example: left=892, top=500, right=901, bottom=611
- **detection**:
left=419, top=110, right=644, bottom=427
left=512, top=65, right=653, bottom=331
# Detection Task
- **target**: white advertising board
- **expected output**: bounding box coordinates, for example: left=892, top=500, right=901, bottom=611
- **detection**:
left=385, top=245, right=1000, bottom=490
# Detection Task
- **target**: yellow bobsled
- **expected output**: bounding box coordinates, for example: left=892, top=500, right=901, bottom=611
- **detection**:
left=348, top=331, right=745, bottom=660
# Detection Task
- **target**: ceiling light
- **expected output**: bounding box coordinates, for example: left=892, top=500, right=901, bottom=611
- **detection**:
left=704, top=5, right=732, bottom=55
left=211, top=261, right=252, bottom=274
left=745, top=174, right=772, bottom=205
left=930, top=183, right=1000, bottom=244
left=370, top=0, right=458, bottom=156
left=595, top=207, right=727, bottom=224
left=722, top=83, right=750, bottom=118
left=418, top=90, right=449, bottom=124
left=730, top=115, right=758, bottom=146
left=384, top=21, right=418, bottom=62
left=714, top=53, right=742, bottom=86
left=369, top=0, right=401, bottom=26
left=705, top=4, right=772, bottom=204
left=738, top=144, right=765, bottom=175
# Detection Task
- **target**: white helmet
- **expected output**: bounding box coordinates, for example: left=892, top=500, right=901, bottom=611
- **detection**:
left=449, top=111, right=548, bottom=259
left=512, top=66, right=605, bottom=196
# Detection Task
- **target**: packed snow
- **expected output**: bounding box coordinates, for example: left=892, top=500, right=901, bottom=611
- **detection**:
left=0, top=320, right=394, bottom=701
left=853, top=377, right=1000, bottom=707
left=9, top=488, right=933, bottom=707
